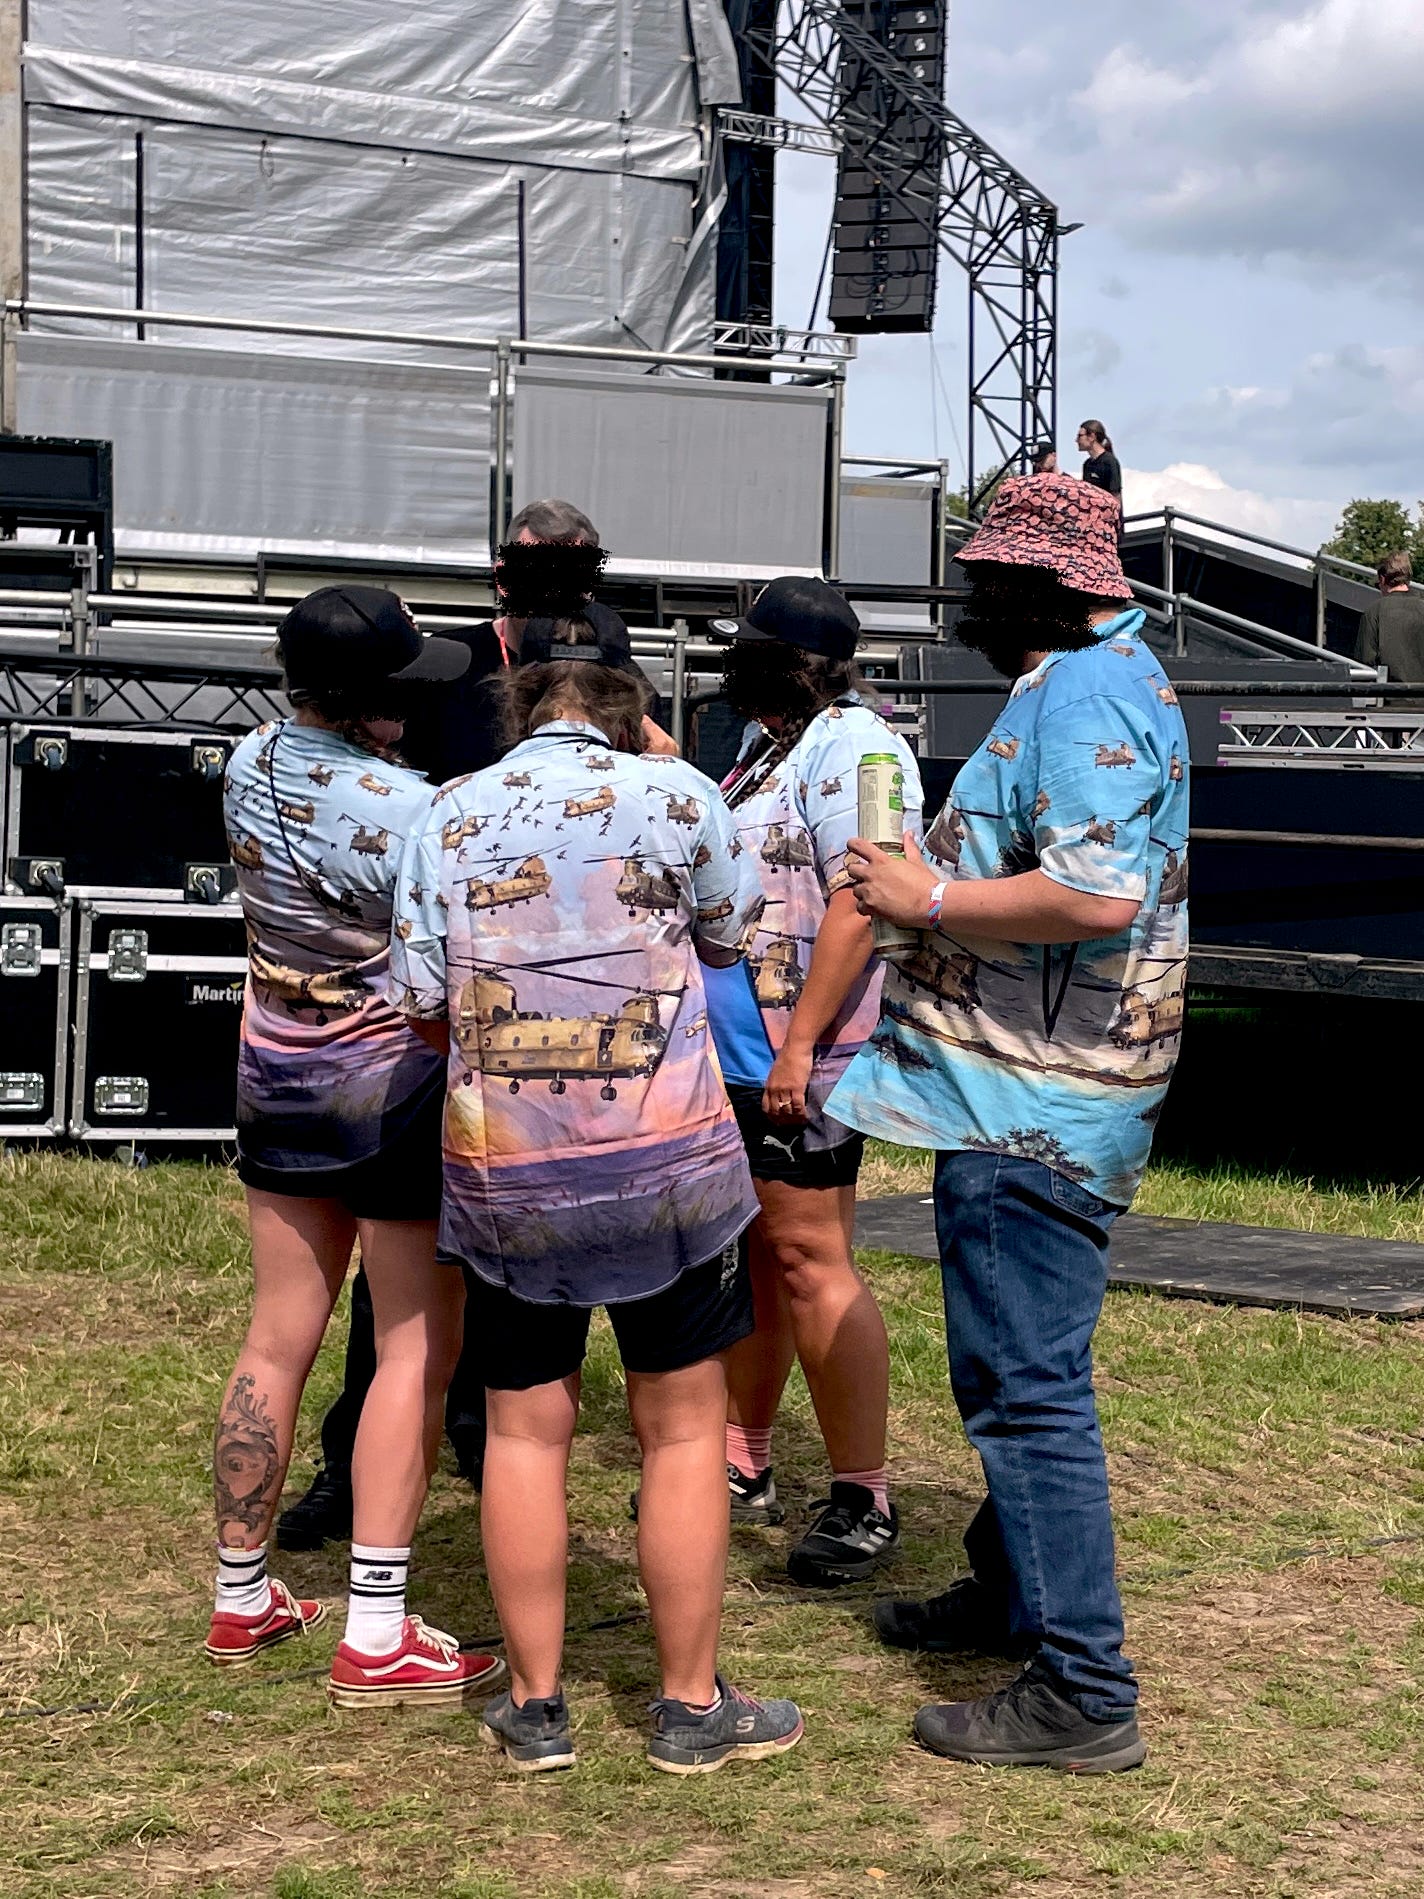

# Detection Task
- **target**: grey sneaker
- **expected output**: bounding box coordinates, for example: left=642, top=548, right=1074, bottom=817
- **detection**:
left=914, top=1663, right=1145, bottom=1774
left=646, top=1674, right=804, bottom=1776
left=481, top=1689, right=576, bottom=1773
left=787, top=1482, right=899, bottom=1586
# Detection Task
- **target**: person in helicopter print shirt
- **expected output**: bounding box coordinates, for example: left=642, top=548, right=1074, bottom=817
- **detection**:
left=389, top=656, right=806, bottom=1778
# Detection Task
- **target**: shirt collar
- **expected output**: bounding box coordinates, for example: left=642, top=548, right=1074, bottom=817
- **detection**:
left=504, top=718, right=614, bottom=762
left=1016, top=607, right=1149, bottom=691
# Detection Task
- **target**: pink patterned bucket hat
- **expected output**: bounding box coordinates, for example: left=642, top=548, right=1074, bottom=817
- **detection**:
left=956, top=474, right=1133, bottom=600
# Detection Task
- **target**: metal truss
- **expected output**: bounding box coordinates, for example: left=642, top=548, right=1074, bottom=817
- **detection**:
left=711, top=318, right=858, bottom=360
left=1218, top=707, right=1424, bottom=771
left=0, top=648, right=286, bottom=730
left=724, top=0, right=1061, bottom=510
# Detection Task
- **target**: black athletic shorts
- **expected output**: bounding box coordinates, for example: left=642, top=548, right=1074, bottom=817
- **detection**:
left=235, top=1081, right=445, bottom=1223
left=471, top=1242, right=754, bottom=1392
left=727, top=1083, right=865, bottom=1190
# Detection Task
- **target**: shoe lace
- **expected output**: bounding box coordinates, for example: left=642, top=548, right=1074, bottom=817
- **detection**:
left=407, top=1616, right=460, bottom=1659
left=806, top=1495, right=858, bottom=1537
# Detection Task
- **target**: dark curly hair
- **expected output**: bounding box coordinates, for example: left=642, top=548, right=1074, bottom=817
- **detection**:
left=720, top=642, right=865, bottom=809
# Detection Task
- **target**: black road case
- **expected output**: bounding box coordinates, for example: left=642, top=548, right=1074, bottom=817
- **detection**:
left=4, top=723, right=235, bottom=901
left=0, top=896, right=71, bottom=1138
left=72, top=900, right=247, bottom=1141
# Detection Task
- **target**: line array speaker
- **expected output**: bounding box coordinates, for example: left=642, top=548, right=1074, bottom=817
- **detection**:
left=828, top=0, right=947, bottom=336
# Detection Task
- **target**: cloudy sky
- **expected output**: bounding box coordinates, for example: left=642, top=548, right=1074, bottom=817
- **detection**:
left=771, top=0, right=1424, bottom=546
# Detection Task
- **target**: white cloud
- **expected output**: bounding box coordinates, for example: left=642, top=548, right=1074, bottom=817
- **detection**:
left=1122, top=462, right=1339, bottom=551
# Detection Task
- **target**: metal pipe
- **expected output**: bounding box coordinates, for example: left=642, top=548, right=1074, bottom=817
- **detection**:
left=1313, top=560, right=1328, bottom=647
left=1176, top=594, right=1370, bottom=672
left=0, top=0, right=22, bottom=434
left=2, top=300, right=843, bottom=381
left=492, top=339, right=510, bottom=551
left=1191, top=827, right=1424, bottom=852
left=825, top=373, right=845, bottom=576
left=1162, top=505, right=1175, bottom=602
left=1122, top=506, right=1424, bottom=597
left=669, top=618, right=689, bottom=749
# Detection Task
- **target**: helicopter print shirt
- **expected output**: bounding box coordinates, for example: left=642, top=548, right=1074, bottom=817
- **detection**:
left=829, top=609, right=1190, bottom=1207
left=224, top=720, right=445, bottom=1171
left=709, top=699, right=924, bottom=1149
left=390, top=720, right=765, bottom=1305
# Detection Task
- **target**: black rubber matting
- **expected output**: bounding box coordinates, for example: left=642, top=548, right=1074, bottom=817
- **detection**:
left=855, top=1196, right=1424, bottom=1321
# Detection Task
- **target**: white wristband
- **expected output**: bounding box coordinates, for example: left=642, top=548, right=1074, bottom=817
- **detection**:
left=925, top=880, right=948, bottom=929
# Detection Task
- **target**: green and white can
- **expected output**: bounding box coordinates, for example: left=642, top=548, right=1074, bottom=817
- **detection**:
left=857, top=754, right=919, bottom=959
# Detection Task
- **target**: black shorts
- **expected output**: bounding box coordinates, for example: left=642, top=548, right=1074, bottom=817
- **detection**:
left=472, top=1242, right=754, bottom=1392
left=236, top=1082, right=444, bottom=1223
left=727, top=1084, right=865, bottom=1189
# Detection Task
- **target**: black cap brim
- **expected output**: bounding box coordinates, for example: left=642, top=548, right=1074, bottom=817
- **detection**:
left=707, top=615, right=774, bottom=643
left=388, top=635, right=472, bottom=684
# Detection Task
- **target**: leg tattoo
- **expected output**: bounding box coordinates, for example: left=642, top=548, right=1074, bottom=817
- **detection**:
left=214, top=1373, right=281, bottom=1539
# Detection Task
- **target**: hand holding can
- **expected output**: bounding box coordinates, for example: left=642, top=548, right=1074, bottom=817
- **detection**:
left=856, top=756, right=920, bottom=960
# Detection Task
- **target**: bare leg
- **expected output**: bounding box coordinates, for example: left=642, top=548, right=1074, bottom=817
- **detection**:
left=349, top=1219, right=462, bottom=1548
left=729, top=1178, right=889, bottom=1474
left=724, top=1219, right=798, bottom=1437
left=215, top=1191, right=355, bottom=1548
left=629, top=1355, right=730, bottom=1705
left=482, top=1375, right=580, bottom=1704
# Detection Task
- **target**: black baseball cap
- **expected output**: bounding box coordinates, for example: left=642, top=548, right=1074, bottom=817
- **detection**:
left=709, top=576, right=861, bottom=661
left=277, top=586, right=471, bottom=695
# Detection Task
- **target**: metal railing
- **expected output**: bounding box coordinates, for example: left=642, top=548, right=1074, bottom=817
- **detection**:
left=1123, top=504, right=1424, bottom=648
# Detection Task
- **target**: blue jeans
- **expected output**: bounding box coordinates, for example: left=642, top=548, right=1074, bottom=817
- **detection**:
left=933, top=1150, right=1137, bottom=1721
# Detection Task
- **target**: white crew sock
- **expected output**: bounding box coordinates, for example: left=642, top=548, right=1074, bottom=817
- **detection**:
left=343, top=1545, right=411, bottom=1656
left=215, top=1544, right=272, bottom=1617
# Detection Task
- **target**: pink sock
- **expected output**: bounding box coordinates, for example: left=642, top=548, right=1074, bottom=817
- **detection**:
left=836, top=1468, right=891, bottom=1517
left=726, top=1422, right=774, bottom=1478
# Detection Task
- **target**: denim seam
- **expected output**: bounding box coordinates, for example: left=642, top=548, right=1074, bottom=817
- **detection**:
left=987, top=1159, right=1047, bottom=1636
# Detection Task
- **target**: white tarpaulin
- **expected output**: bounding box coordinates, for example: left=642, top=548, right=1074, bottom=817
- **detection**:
left=18, top=0, right=747, bottom=554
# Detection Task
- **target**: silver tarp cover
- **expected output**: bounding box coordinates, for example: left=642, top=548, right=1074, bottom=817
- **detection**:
left=19, top=1, right=745, bottom=556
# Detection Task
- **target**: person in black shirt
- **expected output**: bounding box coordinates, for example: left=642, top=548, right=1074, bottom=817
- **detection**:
left=1355, top=549, right=1424, bottom=683
left=1077, top=420, right=1123, bottom=505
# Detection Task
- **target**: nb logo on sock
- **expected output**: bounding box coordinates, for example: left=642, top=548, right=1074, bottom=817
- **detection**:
left=364, top=1570, right=394, bottom=1583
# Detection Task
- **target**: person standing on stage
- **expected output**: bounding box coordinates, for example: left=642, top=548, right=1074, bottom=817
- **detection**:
left=701, top=578, right=923, bottom=1587
left=832, top=476, right=1188, bottom=1773
left=1077, top=421, right=1123, bottom=506
left=390, top=656, right=804, bottom=1774
left=210, top=587, right=504, bottom=1709
left=1354, top=549, right=1424, bottom=683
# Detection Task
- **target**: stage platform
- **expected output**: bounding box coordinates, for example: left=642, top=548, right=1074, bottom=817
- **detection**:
left=855, top=1195, right=1424, bottom=1321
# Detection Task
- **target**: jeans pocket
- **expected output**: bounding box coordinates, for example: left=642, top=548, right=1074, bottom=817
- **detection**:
left=1048, top=1170, right=1108, bottom=1219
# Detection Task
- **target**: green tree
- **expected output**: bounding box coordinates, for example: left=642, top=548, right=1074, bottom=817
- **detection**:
left=1321, top=496, right=1424, bottom=570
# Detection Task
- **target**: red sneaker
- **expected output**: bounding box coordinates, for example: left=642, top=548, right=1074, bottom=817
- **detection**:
left=204, top=1577, right=328, bottom=1667
left=327, top=1615, right=506, bottom=1710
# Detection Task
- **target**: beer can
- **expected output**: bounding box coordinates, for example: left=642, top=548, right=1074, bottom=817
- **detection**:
left=857, top=755, right=920, bottom=959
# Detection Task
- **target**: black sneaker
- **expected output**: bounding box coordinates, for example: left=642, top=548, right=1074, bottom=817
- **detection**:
left=729, top=1464, right=786, bottom=1525
left=914, top=1663, right=1146, bottom=1774
left=275, top=1465, right=352, bottom=1552
left=481, top=1690, right=577, bottom=1772
left=873, top=1577, right=1026, bottom=1657
left=630, top=1464, right=786, bottom=1526
left=786, top=1482, right=899, bottom=1586
left=646, top=1675, right=804, bottom=1776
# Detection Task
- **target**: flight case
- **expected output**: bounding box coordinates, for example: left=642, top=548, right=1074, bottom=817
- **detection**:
left=71, top=899, right=246, bottom=1141
left=0, top=896, right=71, bottom=1138
left=4, top=723, right=234, bottom=901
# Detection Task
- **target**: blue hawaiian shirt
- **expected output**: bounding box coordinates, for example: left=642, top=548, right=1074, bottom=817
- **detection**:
left=829, top=610, right=1190, bottom=1205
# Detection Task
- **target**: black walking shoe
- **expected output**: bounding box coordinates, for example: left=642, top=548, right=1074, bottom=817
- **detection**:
left=646, top=1675, right=804, bottom=1776
left=729, top=1464, right=786, bottom=1525
left=481, top=1690, right=577, bottom=1772
left=275, top=1465, right=352, bottom=1552
left=873, top=1577, right=1026, bottom=1658
left=629, top=1463, right=786, bottom=1526
left=914, top=1663, right=1146, bottom=1774
left=786, top=1482, right=899, bottom=1586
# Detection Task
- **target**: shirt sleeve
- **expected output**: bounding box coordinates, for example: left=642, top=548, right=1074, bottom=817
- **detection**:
left=1030, top=697, right=1166, bottom=903
left=803, top=725, right=924, bottom=894
left=692, top=785, right=765, bottom=956
left=1355, top=600, right=1380, bottom=669
left=389, top=797, right=451, bottom=1019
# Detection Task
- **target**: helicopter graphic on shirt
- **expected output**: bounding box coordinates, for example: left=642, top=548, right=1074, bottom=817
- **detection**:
left=463, top=854, right=554, bottom=911
left=760, top=824, right=814, bottom=872
left=453, top=947, right=679, bottom=1098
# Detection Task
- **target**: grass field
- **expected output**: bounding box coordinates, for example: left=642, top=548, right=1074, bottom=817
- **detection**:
left=4, top=1145, right=1424, bottom=1899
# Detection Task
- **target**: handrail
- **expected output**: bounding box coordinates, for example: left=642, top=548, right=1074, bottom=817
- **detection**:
left=1124, top=504, right=1424, bottom=598
left=3, top=300, right=845, bottom=382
